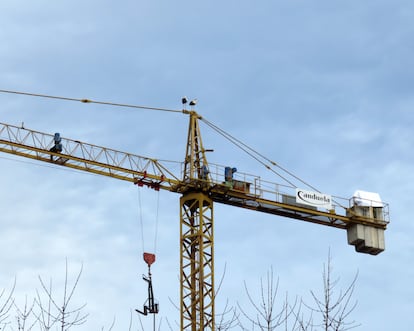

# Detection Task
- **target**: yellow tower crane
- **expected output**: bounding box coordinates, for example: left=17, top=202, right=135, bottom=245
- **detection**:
left=0, top=98, right=389, bottom=331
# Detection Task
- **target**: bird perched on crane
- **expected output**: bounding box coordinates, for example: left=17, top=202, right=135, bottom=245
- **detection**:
left=181, top=96, right=188, bottom=110
left=189, top=99, right=197, bottom=107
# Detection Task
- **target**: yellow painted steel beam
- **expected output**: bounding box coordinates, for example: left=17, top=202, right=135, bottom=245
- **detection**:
left=210, top=186, right=388, bottom=230
left=0, top=137, right=389, bottom=231
left=0, top=135, right=388, bottom=232
left=180, top=192, right=214, bottom=331
left=0, top=122, right=180, bottom=190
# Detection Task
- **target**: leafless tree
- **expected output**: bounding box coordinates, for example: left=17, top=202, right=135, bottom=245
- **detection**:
left=237, top=267, right=295, bottom=331
left=165, top=316, right=175, bottom=331
left=35, top=278, right=55, bottom=331
left=301, top=251, right=360, bottom=331
left=289, top=300, right=314, bottom=331
left=13, top=296, right=36, bottom=331
left=215, top=263, right=239, bottom=331
left=36, top=260, right=88, bottom=331
left=237, top=252, right=359, bottom=331
left=100, top=316, right=116, bottom=331
left=216, top=299, right=238, bottom=331
left=0, top=278, right=15, bottom=330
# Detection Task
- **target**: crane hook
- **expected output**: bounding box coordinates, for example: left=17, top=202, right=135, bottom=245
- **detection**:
left=136, top=252, right=159, bottom=316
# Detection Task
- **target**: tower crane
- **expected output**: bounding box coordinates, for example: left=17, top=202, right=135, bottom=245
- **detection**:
left=0, top=97, right=389, bottom=331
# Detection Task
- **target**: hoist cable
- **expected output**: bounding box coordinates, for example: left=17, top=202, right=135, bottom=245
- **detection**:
left=137, top=188, right=145, bottom=255
left=153, top=191, right=160, bottom=255
left=136, top=187, right=160, bottom=255
left=0, top=89, right=182, bottom=113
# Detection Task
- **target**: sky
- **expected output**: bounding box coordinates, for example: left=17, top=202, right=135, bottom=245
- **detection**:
left=0, top=0, right=413, bottom=330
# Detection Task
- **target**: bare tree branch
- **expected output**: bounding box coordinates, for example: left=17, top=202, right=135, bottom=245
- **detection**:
left=238, top=266, right=292, bottom=331
left=36, top=260, right=88, bottom=331
left=215, top=299, right=239, bottom=331
left=101, top=316, right=116, bottom=331
left=302, top=251, right=360, bottom=331
left=165, top=316, right=177, bottom=331
left=0, top=278, right=16, bottom=328
left=13, top=295, right=37, bottom=331
left=35, top=278, right=56, bottom=331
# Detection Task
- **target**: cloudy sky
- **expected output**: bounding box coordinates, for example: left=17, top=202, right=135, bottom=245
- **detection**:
left=0, top=0, right=413, bottom=330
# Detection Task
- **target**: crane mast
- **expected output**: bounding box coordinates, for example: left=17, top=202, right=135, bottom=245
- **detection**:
left=0, top=111, right=389, bottom=331
left=180, top=111, right=215, bottom=330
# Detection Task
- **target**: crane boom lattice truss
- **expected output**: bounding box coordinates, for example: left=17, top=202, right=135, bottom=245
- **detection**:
left=0, top=111, right=389, bottom=331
